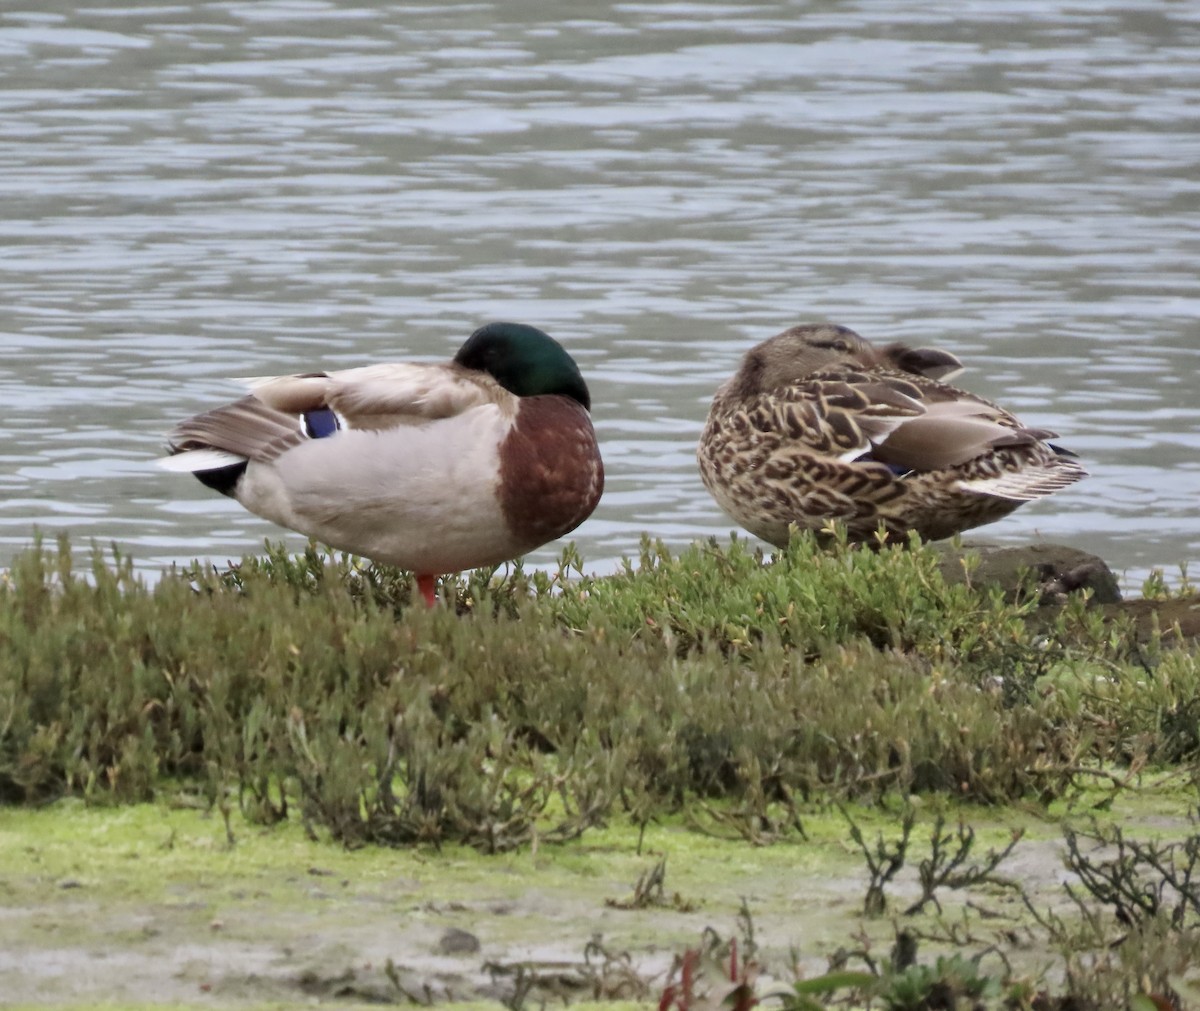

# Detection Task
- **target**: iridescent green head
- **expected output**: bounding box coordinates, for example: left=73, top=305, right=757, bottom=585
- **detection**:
left=454, top=322, right=592, bottom=411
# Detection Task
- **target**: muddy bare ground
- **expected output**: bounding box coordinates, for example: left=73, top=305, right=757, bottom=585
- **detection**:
left=4, top=794, right=1192, bottom=1009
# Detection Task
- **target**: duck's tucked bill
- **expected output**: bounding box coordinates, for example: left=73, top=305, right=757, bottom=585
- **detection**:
left=697, top=323, right=1086, bottom=547
left=160, top=322, right=604, bottom=606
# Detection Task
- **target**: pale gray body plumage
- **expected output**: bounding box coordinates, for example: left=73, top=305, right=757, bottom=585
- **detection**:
left=162, top=364, right=523, bottom=573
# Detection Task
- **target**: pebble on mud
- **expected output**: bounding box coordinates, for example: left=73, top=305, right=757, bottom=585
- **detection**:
left=436, top=926, right=481, bottom=956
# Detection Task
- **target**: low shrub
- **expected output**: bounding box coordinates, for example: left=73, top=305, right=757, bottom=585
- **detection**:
left=1, top=534, right=1196, bottom=848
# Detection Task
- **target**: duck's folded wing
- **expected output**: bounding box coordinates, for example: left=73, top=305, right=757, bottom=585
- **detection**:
left=162, top=396, right=306, bottom=467
left=868, top=400, right=1057, bottom=472
left=780, top=376, right=926, bottom=461
left=797, top=373, right=1066, bottom=475
left=242, top=362, right=500, bottom=431
left=161, top=363, right=505, bottom=472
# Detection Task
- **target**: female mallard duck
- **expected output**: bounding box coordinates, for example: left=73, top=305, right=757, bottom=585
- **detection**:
left=160, top=322, right=604, bottom=605
left=697, top=323, right=1085, bottom=547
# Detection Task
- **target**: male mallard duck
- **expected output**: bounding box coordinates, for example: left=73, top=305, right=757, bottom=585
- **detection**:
left=160, top=322, right=604, bottom=605
left=697, top=323, right=1085, bottom=547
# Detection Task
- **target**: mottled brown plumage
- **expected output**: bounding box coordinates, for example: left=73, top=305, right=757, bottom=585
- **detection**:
left=698, top=323, right=1086, bottom=547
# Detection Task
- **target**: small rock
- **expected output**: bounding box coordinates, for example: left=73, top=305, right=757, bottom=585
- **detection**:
left=933, top=542, right=1122, bottom=605
left=436, top=926, right=481, bottom=955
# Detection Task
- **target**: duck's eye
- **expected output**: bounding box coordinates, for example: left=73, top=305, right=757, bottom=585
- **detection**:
left=813, top=338, right=851, bottom=353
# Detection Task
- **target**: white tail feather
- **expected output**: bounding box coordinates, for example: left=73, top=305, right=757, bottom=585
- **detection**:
left=157, top=449, right=247, bottom=472
left=956, top=469, right=1082, bottom=502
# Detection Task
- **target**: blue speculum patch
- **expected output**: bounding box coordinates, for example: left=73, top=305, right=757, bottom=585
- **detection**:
left=303, top=408, right=340, bottom=439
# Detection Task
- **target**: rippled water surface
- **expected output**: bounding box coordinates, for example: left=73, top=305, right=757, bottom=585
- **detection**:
left=2, top=1, right=1198, bottom=588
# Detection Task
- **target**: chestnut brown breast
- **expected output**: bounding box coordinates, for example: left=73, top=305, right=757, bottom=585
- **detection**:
left=497, top=396, right=604, bottom=549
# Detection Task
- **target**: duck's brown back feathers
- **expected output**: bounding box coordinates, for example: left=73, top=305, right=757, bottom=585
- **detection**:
left=699, top=325, right=1086, bottom=547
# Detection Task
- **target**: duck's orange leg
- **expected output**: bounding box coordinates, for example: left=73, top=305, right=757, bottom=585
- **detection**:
left=416, top=573, right=438, bottom=607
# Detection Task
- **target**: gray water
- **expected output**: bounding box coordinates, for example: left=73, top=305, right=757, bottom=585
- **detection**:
left=2, top=1, right=1198, bottom=590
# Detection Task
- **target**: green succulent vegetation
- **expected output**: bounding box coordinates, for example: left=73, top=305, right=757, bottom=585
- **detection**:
left=2, top=530, right=1194, bottom=832
left=3, top=531, right=1200, bottom=1009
